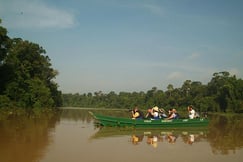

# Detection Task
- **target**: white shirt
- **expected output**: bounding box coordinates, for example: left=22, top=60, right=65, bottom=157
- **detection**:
left=153, top=111, right=159, bottom=118
left=189, top=109, right=196, bottom=119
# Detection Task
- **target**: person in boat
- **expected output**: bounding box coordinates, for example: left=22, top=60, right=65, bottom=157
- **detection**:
left=166, top=108, right=179, bottom=120
left=187, top=105, right=199, bottom=119
left=145, top=106, right=160, bottom=119
left=174, top=109, right=180, bottom=119
left=159, top=108, right=167, bottom=118
left=131, top=107, right=144, bottom=119
left=145, top=108, right=153, bottom=119
left=151, top=106, right=160, bottom=119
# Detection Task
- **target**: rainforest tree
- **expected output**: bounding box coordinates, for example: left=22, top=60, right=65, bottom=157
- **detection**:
left=0, top=19, right=62, bottom=109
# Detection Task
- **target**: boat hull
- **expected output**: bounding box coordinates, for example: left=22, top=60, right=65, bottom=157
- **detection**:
left=90, top=112, right=209, bottom=128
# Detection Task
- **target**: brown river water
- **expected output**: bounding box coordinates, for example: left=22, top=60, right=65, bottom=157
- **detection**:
left=0, top=108, right=243, bottom=162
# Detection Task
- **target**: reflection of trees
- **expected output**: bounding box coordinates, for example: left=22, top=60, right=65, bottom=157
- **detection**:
left=61, top=108, right=130, bottom=123
left=61, top=109, right=93, bottom=123
left=0, top=113, right=60, bottom=162
left=207, top=114, right=243, bottom=154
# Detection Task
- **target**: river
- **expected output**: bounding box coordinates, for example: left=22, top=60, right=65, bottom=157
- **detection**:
left=0, top=108, right=242, bottom=162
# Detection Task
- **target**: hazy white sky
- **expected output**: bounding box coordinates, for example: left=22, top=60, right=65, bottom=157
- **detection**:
left=1, top=0, right=243, bottom=93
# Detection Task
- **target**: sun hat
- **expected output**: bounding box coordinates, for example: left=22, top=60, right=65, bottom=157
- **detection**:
left=152, top=106, right=159, bottom=112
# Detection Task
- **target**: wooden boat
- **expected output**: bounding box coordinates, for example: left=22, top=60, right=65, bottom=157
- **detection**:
left=89, top=112, right=209, bottom=128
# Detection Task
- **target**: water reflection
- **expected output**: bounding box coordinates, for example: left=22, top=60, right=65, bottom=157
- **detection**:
left=131, top=134, right=144, bottom=145
left=91, top=126, right=208, bottom=148
left=132, top=132, right=179, bottom=148
left=1, top=108, right=243, bottom=162
left=60, top=108, right=129, bottom=123
left=207, top=114, right=243, bottom=155
left=87, top=109, right=243, bottom=154
left=146, top=134, right=161, bottom=148
left=0, top=113, right=60, bottom=162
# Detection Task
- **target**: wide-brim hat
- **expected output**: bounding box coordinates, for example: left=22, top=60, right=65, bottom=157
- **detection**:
left=152, top=106, right=159, bottom=112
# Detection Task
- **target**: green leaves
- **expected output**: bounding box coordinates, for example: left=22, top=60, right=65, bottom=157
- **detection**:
left=62, top=72, right=243, bottom=113
left=0, top=19, right=62, bottom=109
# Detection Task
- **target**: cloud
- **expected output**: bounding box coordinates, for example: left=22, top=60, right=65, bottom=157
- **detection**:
left=167, top=71, right=183, bottom=80
left=187, top=52, right=201, bottom=60
left=1, top=0, right=76, bottom=29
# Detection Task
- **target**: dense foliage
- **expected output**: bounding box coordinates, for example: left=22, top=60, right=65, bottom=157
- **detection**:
left=63, top=71, right=243, bottom=113
left=0, top=19, right=62, bottom=110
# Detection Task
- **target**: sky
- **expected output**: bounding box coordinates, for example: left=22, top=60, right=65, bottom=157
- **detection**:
left=0, top=0, right=243, bottom=94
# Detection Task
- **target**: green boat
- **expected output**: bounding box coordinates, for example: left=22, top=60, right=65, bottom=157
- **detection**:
left=89, top=112, right=209, bottom=128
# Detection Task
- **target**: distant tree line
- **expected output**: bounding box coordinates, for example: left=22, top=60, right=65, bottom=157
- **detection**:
left=63, top=71, right=243, bottom=113
left=0, top=19, right=62, bottom=110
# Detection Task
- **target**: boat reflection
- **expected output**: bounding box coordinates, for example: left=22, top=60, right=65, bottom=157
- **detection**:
left=62, top=108, right=243, bottom=154
left=131, top=134, right=144, bottom=145
left=129, top=130, right=207, bottom=148
left=146, top=135, right=158, bottom=147
left=90, top=126, right=208, bottom=148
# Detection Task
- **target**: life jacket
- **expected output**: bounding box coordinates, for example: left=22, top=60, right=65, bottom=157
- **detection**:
left=174, top=113, right=180, bottom=119
left=136, top=110, right=144, bottom=119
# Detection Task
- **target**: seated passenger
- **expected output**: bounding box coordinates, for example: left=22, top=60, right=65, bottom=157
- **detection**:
left=131, top=107, right=144, bottom=119
left=159, top=108, right=167, bottom=118
left=166, top=108, right=179, bottom=120
left=187, top=105, right=198, bottom=119
left=145, top=108, right=153, bottom=119
left=145, top=106, right=160, bottom=119
left=174, top=109, right=180, bottom=119
left=151, top=106, right=160, bottom=119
